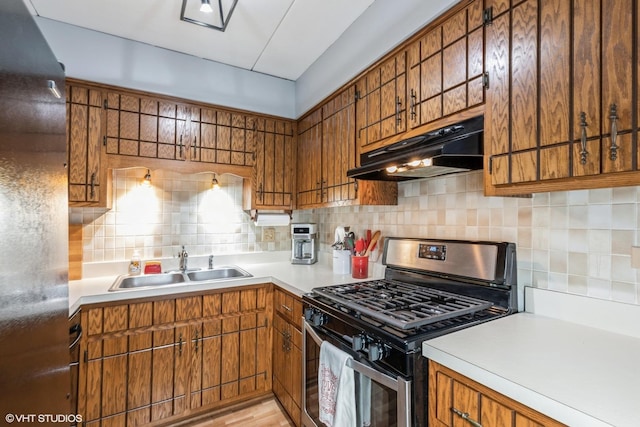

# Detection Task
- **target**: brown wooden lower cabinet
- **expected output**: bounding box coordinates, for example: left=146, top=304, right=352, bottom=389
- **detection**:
left=76, top=284, right=272, bottom=426
left=272, top=295, right=303, bottom=427
left=429, top=361, right=566, bottom=427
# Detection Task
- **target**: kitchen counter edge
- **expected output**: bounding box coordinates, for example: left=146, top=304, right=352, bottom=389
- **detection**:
left=68, top=253, right=385, bottom=315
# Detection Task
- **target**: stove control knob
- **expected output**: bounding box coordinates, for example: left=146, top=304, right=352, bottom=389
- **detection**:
left=304, top=308, right=326, bottom=326
left=303, top=308, right=315, bottom=321
left=312, top=312, right=327, bottom=327
left=351, top=335, right=365, bottom=351
left=367, top=343, right=387, bottom=362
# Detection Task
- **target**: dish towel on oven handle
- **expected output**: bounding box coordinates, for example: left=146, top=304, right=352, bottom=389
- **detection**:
left=318, top=341, right=356, bottom=427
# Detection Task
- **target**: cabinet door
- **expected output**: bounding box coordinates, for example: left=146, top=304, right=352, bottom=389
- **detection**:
left=272, top=289, right=303, bottom=426
left=296, top=109, right=323, bottom=208
left=83, top=305, right=130, bottom=426
left=486, top=0, right=539, bottom=187
left=486, top=0, right=639, bottom=195
left=356, top=51, right=407, bottom=151
left=197, top=110, right=253, bottom=166
left=66, top=84, right=105, bottom=206
left=106, top=92, right=187, bottom=160
left=407, top=0, right=485, bottom=129
left=272, top=312, right=301, bottom=426
left=190, top=317, right=223, bottom=409
left=322, top=86, right=358, bottom=205
left=253, top=118, right=295, bottom=209
left=589, top=0, right=633, bottom=175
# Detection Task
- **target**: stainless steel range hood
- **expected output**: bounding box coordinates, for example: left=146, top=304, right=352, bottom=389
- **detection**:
left=347, top=115, right=483, bottom=181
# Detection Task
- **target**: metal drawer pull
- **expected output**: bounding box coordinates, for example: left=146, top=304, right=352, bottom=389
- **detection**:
left=609, top=103, right=618, bottom=161
left=452, top=407, right=483, bottom=427
left=178, top=333, right=183, bottom=355
left=396, top=96, right=402, bottom=125
left=281, top=304, right=292, bottom=312
left=194, top=329, right=200, bottom=354
left=579, top=112, right=588, bottom=165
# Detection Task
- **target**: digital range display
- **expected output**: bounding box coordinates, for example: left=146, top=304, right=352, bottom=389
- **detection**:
left=418, top=244, right=446, bottom=261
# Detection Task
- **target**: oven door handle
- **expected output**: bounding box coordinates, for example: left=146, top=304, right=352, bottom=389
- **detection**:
left=303, top=319, right=412, bottom=426
left=304, top=319, right=398, bottom=387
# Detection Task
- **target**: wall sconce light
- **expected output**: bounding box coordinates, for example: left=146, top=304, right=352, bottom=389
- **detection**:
left=143, top=169, right=152, bottom=186
left=211, top=173, right=220, bottom=190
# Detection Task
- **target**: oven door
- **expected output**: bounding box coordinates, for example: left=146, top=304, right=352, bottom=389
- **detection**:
left=302, top=319, right=411, bottom=427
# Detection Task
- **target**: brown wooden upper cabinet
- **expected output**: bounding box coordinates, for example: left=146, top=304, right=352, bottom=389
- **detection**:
left=251, top=118, right=295, bottom=210
left=484, top=0, right=639, bottom=195
left=66, top=83, right=110, bottom=207
left=297, top=86, right=397, bottom=209
left=407, top=0, right=486, bottom=130
left=66, top=80, right=298, bottom=210
left=356, top=51, right=407, bottom=152
left=105, top=92, right=255, bottom=168
left=297, top=87, right=358, bottom=208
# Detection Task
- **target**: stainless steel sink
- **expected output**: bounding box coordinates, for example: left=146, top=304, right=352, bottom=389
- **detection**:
left=109, top=272, right=187, bottom=290
left=187, top=266, right=252, bottom=281
left=109, top=265, right=252, bottom=291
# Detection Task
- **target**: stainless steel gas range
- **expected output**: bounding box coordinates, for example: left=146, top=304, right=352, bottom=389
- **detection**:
left=302, top=237, right=518, bottom=427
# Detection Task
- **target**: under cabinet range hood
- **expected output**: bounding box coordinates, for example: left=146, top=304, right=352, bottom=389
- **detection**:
left=347, top=115, right=484, bottom=181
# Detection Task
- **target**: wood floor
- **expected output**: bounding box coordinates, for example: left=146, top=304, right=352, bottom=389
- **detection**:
left=180, top=397, right=294, bottom=427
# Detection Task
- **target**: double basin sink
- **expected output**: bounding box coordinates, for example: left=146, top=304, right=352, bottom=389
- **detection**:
left=109, top=266, right=252, bottom=291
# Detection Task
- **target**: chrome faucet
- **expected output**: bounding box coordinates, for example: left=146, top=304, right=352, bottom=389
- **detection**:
left=178, top=246, right=188, bottom=272
left=208, top=254, right=214, bottom=270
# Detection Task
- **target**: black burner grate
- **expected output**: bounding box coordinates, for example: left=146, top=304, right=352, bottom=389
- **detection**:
left=313, top=279, right=493, bottom=330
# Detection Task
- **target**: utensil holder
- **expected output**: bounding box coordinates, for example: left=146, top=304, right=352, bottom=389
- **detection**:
left=351, top=255, right=369, bottom=279
left=333, top=250, right=351, bottom=274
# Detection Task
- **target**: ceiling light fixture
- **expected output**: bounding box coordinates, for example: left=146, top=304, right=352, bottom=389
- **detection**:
left=200, top=0, right=213, bottom=13
left=180, top=0, right=239, bottom=32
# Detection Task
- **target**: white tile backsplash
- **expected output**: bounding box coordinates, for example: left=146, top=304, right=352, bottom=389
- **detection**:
left=71, top=169, right=291, bottom=263
left=294, top=171, right=640, bottom=305
left=72, top=169, right=640, bottom=305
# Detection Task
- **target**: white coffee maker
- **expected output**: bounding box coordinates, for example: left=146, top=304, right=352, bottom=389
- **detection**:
left=291, top=223, right=318, bottom=265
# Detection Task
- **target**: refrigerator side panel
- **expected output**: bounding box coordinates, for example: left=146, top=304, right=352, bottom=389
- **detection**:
left=0, top=0, right=70, bottom=419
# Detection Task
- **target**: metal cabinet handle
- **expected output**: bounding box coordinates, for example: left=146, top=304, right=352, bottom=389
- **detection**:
left=452, top=408, right=483, bottom=427
left=69, top=323, right=82, bottom=350
left=194, top=329, right=200, bottom=354
left=410, top=89, right=417, bottom=120
left=282, top=329, right=291, bottom=352
left=396, top=96, right=402, bottom=125
left=178, top=333, right=183, bottom=355
left=89, top=172, right=96, bottom=199
left=179, top=135, right=184, bottom=159
left=281, top=304, right=292, bottom=312
left=579, top=112, right=589, bottom=165
left=609, top=103, right=619, bottom=161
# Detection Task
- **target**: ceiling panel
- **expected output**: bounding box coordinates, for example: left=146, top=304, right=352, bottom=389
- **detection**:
left=24, top=0, right=377, bottom=81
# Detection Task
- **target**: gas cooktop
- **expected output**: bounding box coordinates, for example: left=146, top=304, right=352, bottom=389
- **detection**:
left=312, top=279, right=493, bottom=330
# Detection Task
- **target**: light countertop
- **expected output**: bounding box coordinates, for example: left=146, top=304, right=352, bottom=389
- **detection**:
left=422, top=287, right=640, bottom=427
left=69, top=251, right=384, bottom=314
